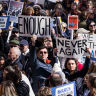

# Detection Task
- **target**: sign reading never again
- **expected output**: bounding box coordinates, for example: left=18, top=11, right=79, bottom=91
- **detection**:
left=18, top=16, right=51, bottom=37
left=56, top=38, right=87, bottom=58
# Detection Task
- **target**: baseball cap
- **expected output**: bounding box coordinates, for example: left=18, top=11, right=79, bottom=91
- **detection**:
left=20, top=39, right=28, bottom=46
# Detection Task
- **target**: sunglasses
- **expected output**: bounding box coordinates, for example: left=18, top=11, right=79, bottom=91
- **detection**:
left=10, top=45, right=18, bottom=48
left=39, top=51, right=48, bottom=54
left=90, top=24, right=95, bottom=27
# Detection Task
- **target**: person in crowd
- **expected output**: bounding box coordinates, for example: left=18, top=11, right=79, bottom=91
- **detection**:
left=9, top=28, right=21, bottom=41
left=0, top=55, right=5, bottom=83
left=30, top=35, right=57, bottom=95
left=37, top=86, right=52, bottom=96
left=43, top=36, right=54, bottom=60
left=45, top=72, right=68, bottom=87
left=24, top=6, right=34, bottom=16
left=4, top=65, right=35, bottom=96
left=0, top=80, right=18, bottom=96
left=33, top=4, right=41, bottom=16
left=86, top=0, right=94, bottom=13
left=85, top=73, right=96, bottom=96
left=3, top=65, right=30, bottom=96
left=4, top=47, right=23, bottom=70
left=63, top=55, right=90, bottom=95
left=20, top=39, right=32, bottom=84
left=88, top=21, right=96, bottom=34
left=60, top=22, right=71, bottom=39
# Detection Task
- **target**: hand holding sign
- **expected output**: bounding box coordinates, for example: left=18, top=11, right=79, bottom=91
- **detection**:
left=31, top=35, right=37, bottom=46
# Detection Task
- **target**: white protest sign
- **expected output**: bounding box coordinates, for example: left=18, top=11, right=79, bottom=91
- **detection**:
left=48, top=0, right=57, bottom=3
left=51, top=81, right=76, bottom=96
left=86, top=34, right=96, bottom=57
left=18, top=16, right=51, bottom=37
left=28, top=0, right=35, bottom=2
left=35, top=0, right=45, bottom=5
left=56, top=37, right=87, bottom=58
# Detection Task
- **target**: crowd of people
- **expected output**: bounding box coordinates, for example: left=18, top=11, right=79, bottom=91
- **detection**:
left=0, top=0, right=96, bottom=96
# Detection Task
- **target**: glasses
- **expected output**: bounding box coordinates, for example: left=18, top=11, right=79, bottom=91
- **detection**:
left=39, top=51, right=48, bottom=54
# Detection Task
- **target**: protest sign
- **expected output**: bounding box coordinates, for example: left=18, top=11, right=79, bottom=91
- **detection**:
left=51, top=81, right=76, bottom=96
left=48, top=0, right=57, bottom=3
left=8, top=1, right=24, bottom=16
left=68, top=16, right=78, bottom=30
left=35, top=0, right=45, bottom=5
left=56, top=37, right=87, bottom=58
left=0, top=16, right=9, bottom=29
left=18, top=16, right=51, bottom=37
left=10, top=16, right=18, bottom=23
left=28, top=0, right=35, bottom=3
left=86, top=34, right=96, bottom=58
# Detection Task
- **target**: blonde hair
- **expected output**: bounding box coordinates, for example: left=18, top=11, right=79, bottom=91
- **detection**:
left=1, top=80, right=18, bottom=96
left=25, top=6, right=34, bottom=15
left=37, top=86, right=52, bottom=96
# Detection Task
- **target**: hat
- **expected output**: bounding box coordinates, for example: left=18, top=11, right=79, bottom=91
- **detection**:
left=33, top=4, right=41, bottom=10
left=40, top=9, right=47, bottom=16
left=10, top=39, right=20, bottom=45
left=20, top=39, right=28, bottom=46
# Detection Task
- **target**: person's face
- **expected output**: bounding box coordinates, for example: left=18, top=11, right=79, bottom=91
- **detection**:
left=84, top=74, right=91, bottom=88
left=37, top=48, right=48, bottom=62
left=26, top=10, right=33, bottom=16
left=0, top=58, right=5, bottom=69
left=8, top=48, right=18, bottom=61
left=20, top=45, right=28, bottom=53
left=66, top=60, right=77, bottom=71
left=89, top=22, right=96, bottom=32
left=43, top=37, right=53, bottom=48
left=34, top=8, right=40, bottom=15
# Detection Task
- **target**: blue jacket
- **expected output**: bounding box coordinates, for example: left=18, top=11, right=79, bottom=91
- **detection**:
left=30, top=45, right=57, bottom=94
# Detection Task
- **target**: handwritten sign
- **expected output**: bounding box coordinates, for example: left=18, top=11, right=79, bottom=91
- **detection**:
left=18, top=16, right=51, bottom=37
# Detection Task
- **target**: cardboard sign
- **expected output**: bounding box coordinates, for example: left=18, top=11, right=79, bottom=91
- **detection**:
left=56, top=37, right=87, bottom=58
left=68, top=16, right=78, bottom=30
left=0, top=16, right=9, bottom=29
left=8, top=1, right=24, bottom=16
left=51, top=81, right=76, bottom=96
left=18, top=16, right=51, bottom=37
